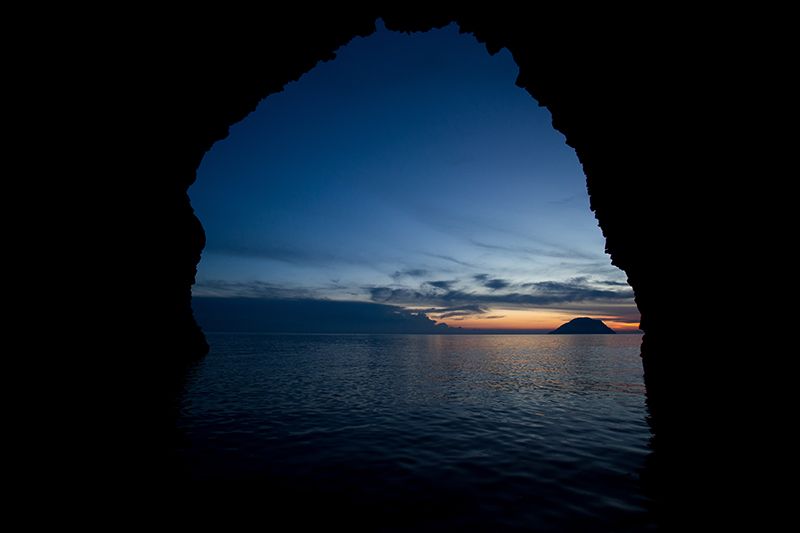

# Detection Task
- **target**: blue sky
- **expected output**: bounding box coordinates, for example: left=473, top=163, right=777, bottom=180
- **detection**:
left=189, top=21, right=639, bottom=331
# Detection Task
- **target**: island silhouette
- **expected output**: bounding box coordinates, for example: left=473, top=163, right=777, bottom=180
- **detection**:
left=549, top=317, right=615, bottom=334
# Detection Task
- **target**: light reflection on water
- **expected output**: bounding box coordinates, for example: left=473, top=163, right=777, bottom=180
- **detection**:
left=176, top=333, right=653, bottom=531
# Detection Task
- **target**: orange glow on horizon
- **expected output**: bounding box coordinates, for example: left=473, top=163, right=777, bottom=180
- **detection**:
left=602, top=320, right=642, bottom=333
left=434, top=308, right=640, bottom=332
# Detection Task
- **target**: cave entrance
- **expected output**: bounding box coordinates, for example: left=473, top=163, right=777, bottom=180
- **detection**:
left=188, top=21, right=639, bottom=335
left=175, top=21, right=652, bottom=528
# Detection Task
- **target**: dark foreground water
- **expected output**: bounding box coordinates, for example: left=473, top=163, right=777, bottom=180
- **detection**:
left=175, top=333, right=654, bottom=531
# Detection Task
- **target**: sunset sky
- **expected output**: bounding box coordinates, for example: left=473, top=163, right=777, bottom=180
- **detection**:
left=189, top=21, right=640, bottom=333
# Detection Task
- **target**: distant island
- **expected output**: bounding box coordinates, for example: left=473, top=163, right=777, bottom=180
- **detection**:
left=549, top=317, right=615, bottom=334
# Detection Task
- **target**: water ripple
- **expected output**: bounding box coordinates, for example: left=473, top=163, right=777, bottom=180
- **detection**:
left=176, top=333, right=654, bottom=531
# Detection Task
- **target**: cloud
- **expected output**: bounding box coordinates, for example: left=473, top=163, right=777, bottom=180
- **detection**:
left=518, top=276, right=586, bottom=288
left=207, top=243, right=386, bottom=269
left=596, top=279, right=630, bottom=287
left=426, top=280, right=456, bottom=291
left=608, top=317, right=641, bottom=325
left=391, top=268, right=429, bottom=280
left=193, top=279, right=316, bottom=299
left=209, top=243, right=342, bottom=265
left=469, top=239, right=597, bottom=261
left=423, top=253, right=476, bottom=268
left=402, top=203, right=601, bottom=264
left=438, top=310, right=477, bottom=319
left=473, top=274, right=510, bottom=290
left=192, top=278, right=639, bottom=332
left=367, top=277, right=634, bottom=310
left=432, top=304, right=490, bottom=319
left=197, top=276, right=637, bottom=327
left=484, top=278, right=510, bottom=290
left=516, top=280, right=634, bottom=303
left=369, top=286, right=427, bottom=303
left=550, top=302, right=639, bottom=317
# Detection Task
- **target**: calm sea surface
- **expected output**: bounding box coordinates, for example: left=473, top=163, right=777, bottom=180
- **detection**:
left=175, top=333, right=654, bottom=531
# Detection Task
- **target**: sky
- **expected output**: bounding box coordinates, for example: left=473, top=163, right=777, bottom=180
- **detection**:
left=189, top=21, right=640, bottom=333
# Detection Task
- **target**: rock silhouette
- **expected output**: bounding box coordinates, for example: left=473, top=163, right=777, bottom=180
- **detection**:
left=549, top=317, right=615, bottom=334
left=82, top=7, right=756, bottom=527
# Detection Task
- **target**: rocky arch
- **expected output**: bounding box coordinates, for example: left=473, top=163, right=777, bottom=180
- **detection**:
left=111, top=10, right=722, bottom=512
left=150, top=14, right=674, bottom=398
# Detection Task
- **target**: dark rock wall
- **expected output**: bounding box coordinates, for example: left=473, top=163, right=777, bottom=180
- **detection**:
left=106, top=9, right=737, bottom=518
left=148, top=13, right=683, bottom=399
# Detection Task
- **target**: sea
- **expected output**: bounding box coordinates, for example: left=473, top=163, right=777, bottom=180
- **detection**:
left=174, top=333, right=655, bottom=531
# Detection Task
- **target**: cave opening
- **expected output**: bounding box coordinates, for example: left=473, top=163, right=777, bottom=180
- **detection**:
left=175, top=20, right=653, bottom=530
left=188, top=21, right=640, bottom=336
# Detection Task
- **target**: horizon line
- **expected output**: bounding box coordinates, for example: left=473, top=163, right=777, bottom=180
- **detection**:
left=200, top=330, right=644, bottom=336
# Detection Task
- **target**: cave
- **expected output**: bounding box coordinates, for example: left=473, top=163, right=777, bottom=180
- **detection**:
left=142, top=13, right=674, bottom=400
left=92, top=8, right=740, bottom=526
